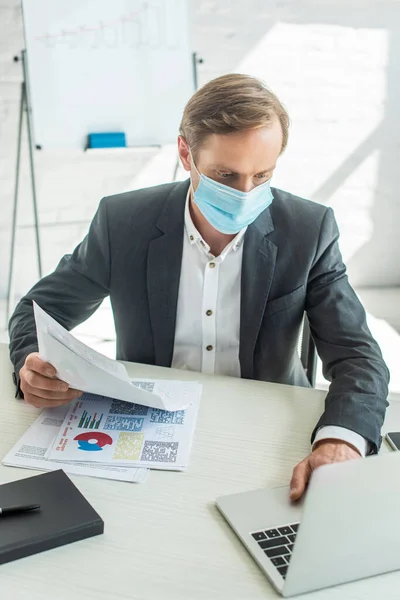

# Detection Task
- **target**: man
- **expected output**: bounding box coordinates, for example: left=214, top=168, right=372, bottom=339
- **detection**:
left=9, top=73, right=389, bottom=500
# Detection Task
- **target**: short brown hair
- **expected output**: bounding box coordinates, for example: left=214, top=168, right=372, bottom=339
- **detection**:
left=179, top=73, right=290, bottom=158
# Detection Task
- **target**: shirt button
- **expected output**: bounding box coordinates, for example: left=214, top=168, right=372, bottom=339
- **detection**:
left=206, top=345, right=213, bottom=351
left=206, top=310, right=213, bottom=316
left=209, top=262, right=216, bottom=268
left=189, top=235, right=194, bottom=241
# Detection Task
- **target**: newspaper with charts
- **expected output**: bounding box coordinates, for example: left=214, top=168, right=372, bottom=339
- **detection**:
left=46, top=384, right=202, bottom=470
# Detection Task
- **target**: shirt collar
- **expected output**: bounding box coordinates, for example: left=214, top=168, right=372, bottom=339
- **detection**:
left=184, top=187, right=247, bottom=255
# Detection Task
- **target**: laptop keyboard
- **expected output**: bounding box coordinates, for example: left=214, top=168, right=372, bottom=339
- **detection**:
left=251, top=523, right=299, bottom=579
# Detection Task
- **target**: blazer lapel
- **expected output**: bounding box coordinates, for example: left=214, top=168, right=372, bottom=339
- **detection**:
left=239, top=208, right=277, bottom=379
left=147, top=179, right=190, bottom=367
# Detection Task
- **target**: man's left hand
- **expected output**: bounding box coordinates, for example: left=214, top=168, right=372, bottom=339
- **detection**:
left=289, top=439, right=361, bottom=501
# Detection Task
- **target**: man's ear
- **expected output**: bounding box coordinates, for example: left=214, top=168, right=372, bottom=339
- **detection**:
left=177, top=135, right=191, bottom=171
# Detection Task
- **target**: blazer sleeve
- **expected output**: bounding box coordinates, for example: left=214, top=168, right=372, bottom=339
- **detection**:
left=306, top=207, right=390, bottom=453
left=8, top=197, right=111, bottom=395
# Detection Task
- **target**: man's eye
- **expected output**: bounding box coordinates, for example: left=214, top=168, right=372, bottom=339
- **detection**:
left=255, top=173, right=269, bottom=179
left=219, top=173, right=233, bottom=178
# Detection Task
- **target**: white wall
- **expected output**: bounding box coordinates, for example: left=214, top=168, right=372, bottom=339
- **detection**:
left=193, top=1, right=400, bottom=288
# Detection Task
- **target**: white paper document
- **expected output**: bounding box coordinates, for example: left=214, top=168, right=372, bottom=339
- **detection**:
left=46, top=386, right=201, bottom=470
left=33, top=301, right=190, bottom=411
left=2, top=405, right=149, bottom=483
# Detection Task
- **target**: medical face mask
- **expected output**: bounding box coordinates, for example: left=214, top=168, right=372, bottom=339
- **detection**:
left=190, top=154, right=274, bottom=234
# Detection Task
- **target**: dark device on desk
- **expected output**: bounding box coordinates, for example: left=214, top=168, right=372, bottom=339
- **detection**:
left=386, top=432, right=400, bottom=451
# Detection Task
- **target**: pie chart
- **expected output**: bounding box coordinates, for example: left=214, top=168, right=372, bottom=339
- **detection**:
left=74, top=431, right=113, bottom=451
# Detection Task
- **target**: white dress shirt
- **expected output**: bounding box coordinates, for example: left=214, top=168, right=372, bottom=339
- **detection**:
left=171, top=190, right=368, bottom=457
left=171, top=190, right=246, bottom=377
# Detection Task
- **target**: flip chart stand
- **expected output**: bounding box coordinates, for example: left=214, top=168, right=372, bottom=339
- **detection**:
left=6, top=49, right=42, bottom=326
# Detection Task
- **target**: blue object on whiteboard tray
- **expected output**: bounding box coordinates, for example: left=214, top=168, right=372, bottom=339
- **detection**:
left=87, top=132, right=126, bottom=148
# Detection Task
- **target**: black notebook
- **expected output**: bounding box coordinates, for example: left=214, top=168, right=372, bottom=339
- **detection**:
left=0, top=469, right=104, bottom=565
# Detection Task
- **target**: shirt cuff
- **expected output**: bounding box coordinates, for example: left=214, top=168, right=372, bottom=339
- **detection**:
left=313, top=426, right=369, bottom=458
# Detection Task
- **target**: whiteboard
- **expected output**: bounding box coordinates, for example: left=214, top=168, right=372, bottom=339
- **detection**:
left=21, top=0, right=193, bottom=149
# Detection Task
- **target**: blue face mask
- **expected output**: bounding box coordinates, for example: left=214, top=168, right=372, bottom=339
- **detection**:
left=191, top=155, right=274, bottom=234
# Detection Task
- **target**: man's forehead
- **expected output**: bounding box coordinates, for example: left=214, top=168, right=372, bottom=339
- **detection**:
left=196, top=126, right=282, bottom=170
left=209, top=162, right=276, bottom=172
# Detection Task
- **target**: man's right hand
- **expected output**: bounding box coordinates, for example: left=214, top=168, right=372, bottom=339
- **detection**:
left=19, top=352, right=83, bottom=408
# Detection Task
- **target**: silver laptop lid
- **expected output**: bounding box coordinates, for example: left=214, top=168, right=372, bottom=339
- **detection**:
left=284, top=451, right=400, bottom=596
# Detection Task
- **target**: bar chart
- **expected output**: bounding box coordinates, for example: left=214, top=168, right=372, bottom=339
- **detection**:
left=78, top=409, right=104, bottom=430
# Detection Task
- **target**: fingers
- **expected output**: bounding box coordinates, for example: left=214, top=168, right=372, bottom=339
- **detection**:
left=23, top=368, right=69, bottom=392
left=20, top=352, right=83, bottom=408
left=23, top=385, right=83, bottom=408
left=25, top=352, right=56, bottom=378
left=23, top=381, right=83, bottom=402
left=23, top=393, right=80, bottom=409
left=289, top=441, right=362, bottom=503
left=290, top=458, right=312, bottom=502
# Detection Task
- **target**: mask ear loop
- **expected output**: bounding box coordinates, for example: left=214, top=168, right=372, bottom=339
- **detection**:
left=188, top=147, right=202, bottom=196
left=188, top=147, right=202, bottom=178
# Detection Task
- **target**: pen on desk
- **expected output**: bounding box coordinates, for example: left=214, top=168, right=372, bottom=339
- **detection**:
left=0, top=504, right=41, bottom=517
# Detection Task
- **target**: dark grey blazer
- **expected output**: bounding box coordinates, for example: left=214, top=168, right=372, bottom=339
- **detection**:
left=9, top=179, right=389, bottom=451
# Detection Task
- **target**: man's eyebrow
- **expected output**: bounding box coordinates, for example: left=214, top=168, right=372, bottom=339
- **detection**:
left=210, top=164, right=276, bottom=173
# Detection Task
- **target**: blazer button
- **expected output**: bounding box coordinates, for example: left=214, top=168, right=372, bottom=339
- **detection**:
left=206, top=345, right=213, bottom=351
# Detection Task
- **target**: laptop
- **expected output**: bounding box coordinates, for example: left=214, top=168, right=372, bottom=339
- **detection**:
left=216, top=451, right=400, bottom=597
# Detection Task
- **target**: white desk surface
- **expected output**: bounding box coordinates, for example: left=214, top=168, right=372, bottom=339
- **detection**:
left=1, top=342, right=400, bottom=600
